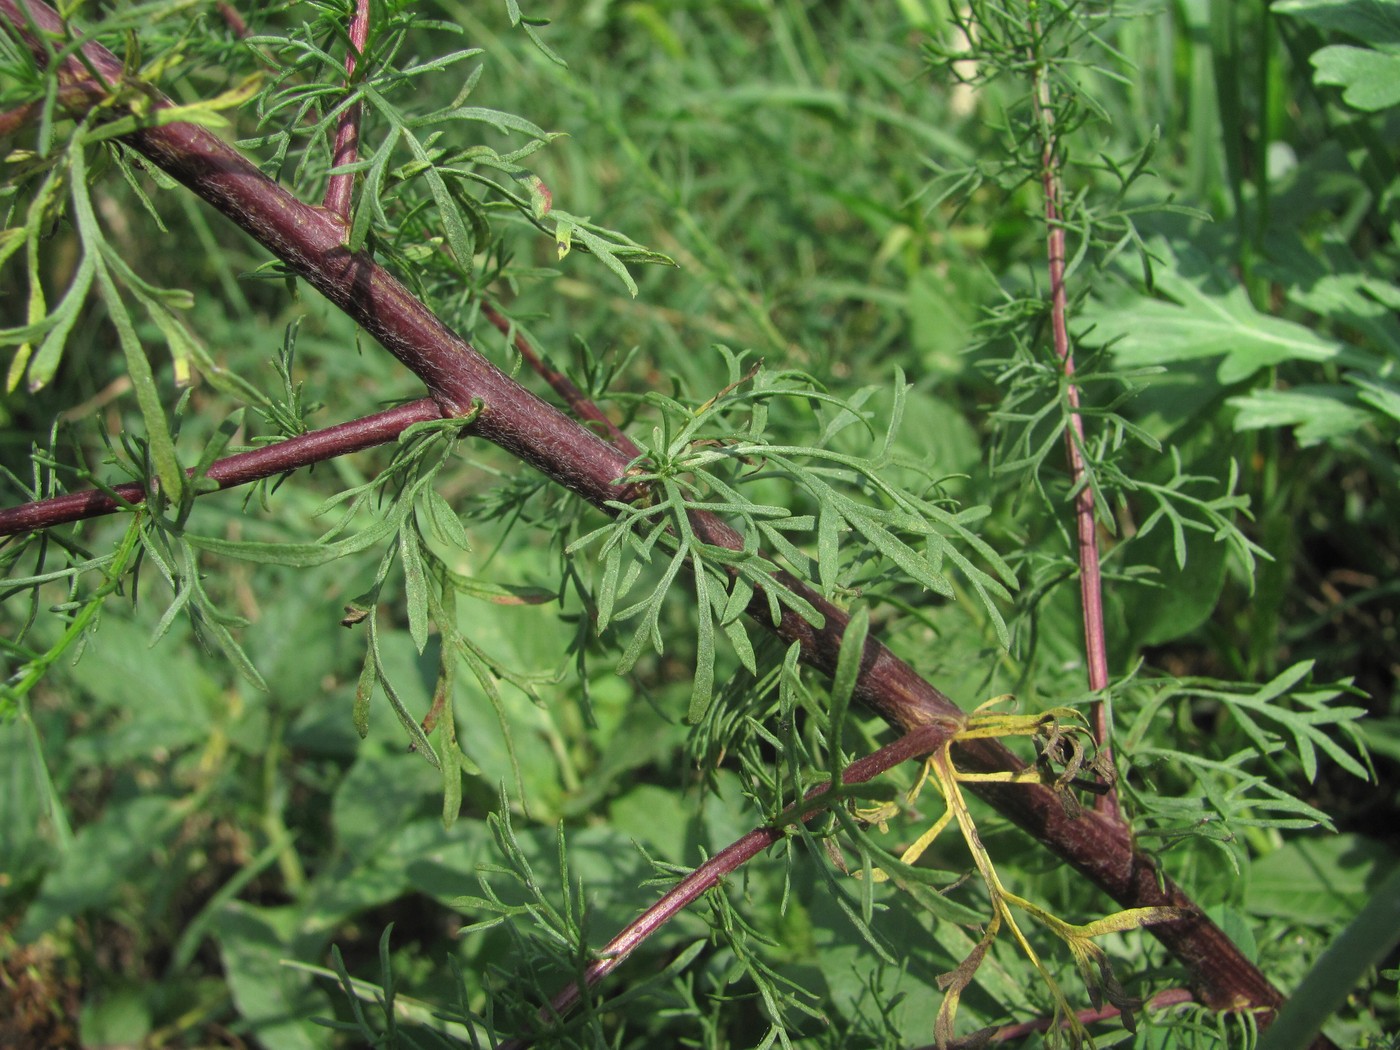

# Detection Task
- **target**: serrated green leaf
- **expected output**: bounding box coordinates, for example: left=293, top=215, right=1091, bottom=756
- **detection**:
left=1274, top=0, right=1400, bottom=40
left=1227, top=387, right=1373, bottom=446
left=1259, top=232, right=1400, bottom=358
left=1351, top=375, right=1400, bottom=423
left=17, top=796, right=178, bottom=940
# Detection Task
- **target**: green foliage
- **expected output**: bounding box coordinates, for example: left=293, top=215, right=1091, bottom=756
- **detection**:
left=1, top=1, right=1396, bottom=1048
left=1117, top=662, right=1371, bottom=869
left=567, top=353, right=1013, bottom=722
left=1277, top=0, right=1400, bottom=112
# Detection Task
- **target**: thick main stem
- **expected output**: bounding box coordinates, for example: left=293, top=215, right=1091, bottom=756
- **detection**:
left=0, top=0, right=1294, bottom=1026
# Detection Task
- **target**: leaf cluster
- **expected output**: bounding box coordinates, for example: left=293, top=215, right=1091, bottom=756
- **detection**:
left=567, top=348, right=1014, bottom=727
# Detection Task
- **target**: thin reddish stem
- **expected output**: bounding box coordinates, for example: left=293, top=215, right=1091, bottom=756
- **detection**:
left=499, top=724, right=956, bottom=1050
left=480, top=301, right=640, bottom=457
left=322, top=0, right=369, bottom=219
left=215, top=2, right=247, bottom=38
left=1031, top=38, right=1118, bottom=820
left=0, top=97, right=40, bottom=137
left=937, top=988, right=1198, bottom=1049
left=0, top=398, right=440, bottom=537
left=0, top=80, right=115, bottom=136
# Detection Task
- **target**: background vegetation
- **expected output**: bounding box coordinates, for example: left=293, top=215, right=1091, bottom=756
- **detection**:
left=1, top=1, right=1397, bottom=1048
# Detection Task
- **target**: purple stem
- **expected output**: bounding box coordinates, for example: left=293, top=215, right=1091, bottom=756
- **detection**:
left=322, top=0, right=369, bottom=219
left=480, top=301, right=640, bottom=456
left=936, top=988, right=1198, bottom=1049
left=1030, top=31, right=1118, bottom=820
left=499, top=724, right=956, bottom=1050
left=215, top=2, right=246, bottom=38
left=0, top=399, right=440, bottom=536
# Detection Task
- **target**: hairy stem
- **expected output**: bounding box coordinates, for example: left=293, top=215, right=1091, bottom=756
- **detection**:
left=0, top=0, right=1299, bottom=1026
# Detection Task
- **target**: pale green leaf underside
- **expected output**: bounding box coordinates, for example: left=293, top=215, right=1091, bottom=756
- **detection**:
left=1311, top=44, right=1400, bottom=111
left=1226, top=387, right=1373, bottom=446
left=1079, top=242, right=1344, bottom=384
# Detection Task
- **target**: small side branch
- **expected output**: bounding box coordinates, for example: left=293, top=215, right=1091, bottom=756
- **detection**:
left=323, top=0, right=370, bottom=219
left=480, top=302, right=640, bottom=457
left=1029, top=27, right=1117, bottom=820
left=215, top=2, right=247, bottom=38
left=0, top=398, right=441, bottom=537
left=937, top=988, right=1198, bottom=1049
left=500, top=723, right=957, bottom=1050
